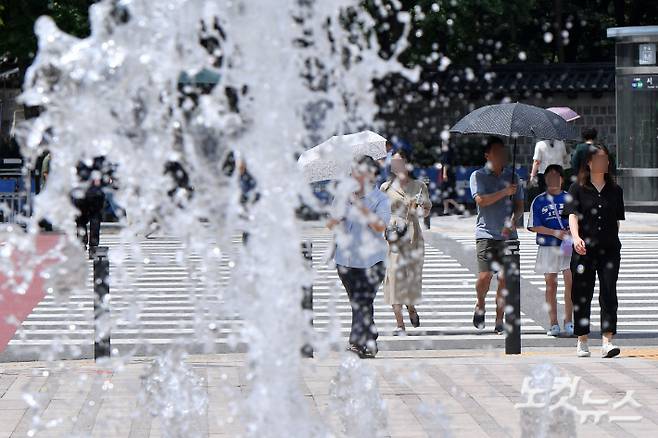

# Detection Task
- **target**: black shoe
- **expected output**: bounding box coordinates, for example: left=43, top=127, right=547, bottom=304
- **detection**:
left=473, top=308, right=485, bottom=330
left=494, top=321, right=504, bottom=335
left=362, top=349, right=376, bottom=359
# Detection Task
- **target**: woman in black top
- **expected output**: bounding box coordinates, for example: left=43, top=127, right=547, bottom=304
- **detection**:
left=564, top=144, right=625, bottom=359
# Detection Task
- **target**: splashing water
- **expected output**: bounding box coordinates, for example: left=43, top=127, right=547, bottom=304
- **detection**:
left=518, top=363, right=577, bottom=438
left=329, top=354, right=388, bottom=437
left=13, top=0, right=417, bottom=435
left=139, top=349, right=208, bottom=437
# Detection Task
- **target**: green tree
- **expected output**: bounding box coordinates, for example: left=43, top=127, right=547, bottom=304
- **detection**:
left=368, top=0, right=658, bottom=69
left=0, top=1, right=94, bottom=72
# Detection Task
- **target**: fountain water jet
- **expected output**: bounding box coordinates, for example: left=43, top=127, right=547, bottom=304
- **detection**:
left=14, top=0, right=417, bottom=435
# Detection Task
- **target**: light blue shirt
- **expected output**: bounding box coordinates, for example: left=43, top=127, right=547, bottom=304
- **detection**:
left=469, top=166, right=524, bottom=240
left=334, top=188, right=391, bottom=269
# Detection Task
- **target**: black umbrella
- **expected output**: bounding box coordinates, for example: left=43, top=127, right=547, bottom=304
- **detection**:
left=450, top=102, right=579, bottom=182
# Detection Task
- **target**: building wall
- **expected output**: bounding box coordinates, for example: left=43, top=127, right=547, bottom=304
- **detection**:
left=0, top=88, right=21, bottom=139
left=377, top=90, right=617, bottom=170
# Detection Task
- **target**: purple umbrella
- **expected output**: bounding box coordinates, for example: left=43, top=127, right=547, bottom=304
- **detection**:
left=547, top=107, right=580, bottom=122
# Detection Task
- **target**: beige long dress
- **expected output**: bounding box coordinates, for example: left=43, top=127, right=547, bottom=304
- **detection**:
left=381, top=179, right=432, bottom=305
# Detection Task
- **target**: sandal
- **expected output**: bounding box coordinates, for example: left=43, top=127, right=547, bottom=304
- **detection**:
left=346, top=344, right=365, bottom=358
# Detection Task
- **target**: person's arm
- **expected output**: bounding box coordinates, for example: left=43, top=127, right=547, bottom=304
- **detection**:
left=530, top=143, right=543, bottom=181
left=471, top=170, right=513, bottom=207
left=410, top=182, right=432, bottom=217
left=529, top=225, right=568, bottom=240
left=474, top=188, right=515, bottom=207
left=512, top=178, right=525, bottom=226
left=362, top=208, right=386, bottom=233
left=617, top=186, right=625, bottom=231
left=327, top=196, right=344, bottom=230
left=530, top=160, right=541, bottom=181
left=327, top=217, right=342, bottom=230
left=513, top=200, right=524, bottom=224
left=569, top=214, right=586, bottom=255
left=364, top=197, right=390, bottom=233
left=564, top=185, right=586, bottom=255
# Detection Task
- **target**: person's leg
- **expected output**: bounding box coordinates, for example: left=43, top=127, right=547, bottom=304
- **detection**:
left=407, top=304, right=419, bottom=327
left=571, top=251, right=596, bottom=343
left=89, top=208, right=102, bottom=248
left=75, top=211, right=89, bottom=247
left=597, top=250, right=620, bottom=344
left=562, top=269, right=574, bottom=325
left=476, top=272, right=493, bottom=311
left=392, top=305, right=405, bottom=329
left=544, top=273, right=559, bottom=326
left=369, top=263, right=385, bottom=345
left=474, top=240, right=495, bottom=329
left=337, top=266, right=360, bottom=349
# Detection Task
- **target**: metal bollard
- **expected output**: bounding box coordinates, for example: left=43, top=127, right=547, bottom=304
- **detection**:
left=503, top=239, right=521, bottom=354
left=93, top=246, right=111, bottom=360
left=301, top=241, right=313, bottom=358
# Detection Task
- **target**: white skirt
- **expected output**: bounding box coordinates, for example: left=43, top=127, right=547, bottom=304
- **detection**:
left=535, top=246, right=571, bottom=274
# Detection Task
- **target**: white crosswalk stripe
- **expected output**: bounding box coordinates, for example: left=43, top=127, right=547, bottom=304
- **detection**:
left=450, top=231, right=658, bottom=334
left=3, top=227, right=550, bottom=361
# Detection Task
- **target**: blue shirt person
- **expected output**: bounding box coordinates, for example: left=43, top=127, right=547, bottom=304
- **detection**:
left=333, top=188, right=390, bottom=268
left=526, top=164, right=574, bottom=338
left=527, top=190, right=570, bottom=246
left=470, top=166, right=525, bottom=240
left=468, top=137, right=525, bottom=334
left=327, top=155, right=390, bottom=358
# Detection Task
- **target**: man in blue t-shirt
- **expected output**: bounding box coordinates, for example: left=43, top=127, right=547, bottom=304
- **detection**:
left=527, top=164, right=574, bottom=338
left=469, top=137, right=525, bottom=334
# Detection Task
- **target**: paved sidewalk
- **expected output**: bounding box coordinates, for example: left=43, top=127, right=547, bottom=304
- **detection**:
left=2, top=348, right=658, bottom=437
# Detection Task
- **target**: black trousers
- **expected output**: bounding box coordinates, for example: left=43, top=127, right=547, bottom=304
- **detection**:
left=337, top=262, right=385, bottom=352
left=74, top=195, right=104, bottom=248
left=571, top=246, right=621, bottom=336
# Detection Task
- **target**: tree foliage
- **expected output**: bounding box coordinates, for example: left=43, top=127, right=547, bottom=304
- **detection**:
left=0, top=1, right=95, bottom=71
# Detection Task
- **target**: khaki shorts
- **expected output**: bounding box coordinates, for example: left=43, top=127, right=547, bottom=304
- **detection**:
left=476, top=239, right=506, bottom=273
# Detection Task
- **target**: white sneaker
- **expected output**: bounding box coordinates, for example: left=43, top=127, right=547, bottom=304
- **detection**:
left=577, top=341, right=591, bottom=357
left=547, top=324, right=560, bottom=337
left=602, top=343, right=621, bottom=358
left=564, top=322, right=575, bottom=337
left=393, top=327, right=406, bottom=336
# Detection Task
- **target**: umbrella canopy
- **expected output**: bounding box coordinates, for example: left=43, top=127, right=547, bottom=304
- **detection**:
left=298, top=130, right=388, bottom=183
left=450, top=102, right=579, bottom=141
left=547, top=107, right=581, bottom=122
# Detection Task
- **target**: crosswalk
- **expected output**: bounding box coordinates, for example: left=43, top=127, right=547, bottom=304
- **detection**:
left=450, top=231, right=658, bottom=335
left=306, top=228, right=546, bottom=345
left=4, top=226, right=656, bottom=361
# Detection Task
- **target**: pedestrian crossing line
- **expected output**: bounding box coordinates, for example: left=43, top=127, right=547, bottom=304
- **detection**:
left=6, top=228, right=654, bottom=361
left=443, top=231, right=658, bottom=339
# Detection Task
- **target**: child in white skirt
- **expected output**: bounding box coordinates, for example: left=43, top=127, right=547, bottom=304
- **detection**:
left=527, top=164, right=574, bottom=337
